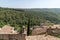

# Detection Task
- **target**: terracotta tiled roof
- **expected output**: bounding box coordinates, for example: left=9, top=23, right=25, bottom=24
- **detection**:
left=51, top=25, right=60, bottom=29
left=42, top=25, right=60, bottom=29
left=26, top=35, right=60, bottom=40
left=0, top=25, right=18, bottom=34
left=32, top=27, right=47, bottom=35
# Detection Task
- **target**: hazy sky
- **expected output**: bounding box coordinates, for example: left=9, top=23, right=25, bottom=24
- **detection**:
left=0, top=0, right=60, bottom=8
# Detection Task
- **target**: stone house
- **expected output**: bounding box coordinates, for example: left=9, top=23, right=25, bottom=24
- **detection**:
left=0, top=25, right=26, bottom=40
left=32, top=25, right=60, bottom=36
left=0, top=34, right=25, bottom=40
left=32, top=26, right=47, bottom=35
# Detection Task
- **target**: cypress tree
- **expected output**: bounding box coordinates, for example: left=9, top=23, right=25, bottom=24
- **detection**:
left=27, top=18, right=30, bottom=36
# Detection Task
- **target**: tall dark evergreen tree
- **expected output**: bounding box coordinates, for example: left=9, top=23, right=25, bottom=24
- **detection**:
left=27, top=18, right=30, bottom=36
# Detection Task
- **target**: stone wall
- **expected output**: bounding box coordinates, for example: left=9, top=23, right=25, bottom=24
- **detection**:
left=0, top=34, right=26, bottom=40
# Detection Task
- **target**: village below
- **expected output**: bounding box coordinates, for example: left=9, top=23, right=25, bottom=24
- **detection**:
left=0, top=7, right=60, bottom=40
left=0, top=24, right=60, bottom=40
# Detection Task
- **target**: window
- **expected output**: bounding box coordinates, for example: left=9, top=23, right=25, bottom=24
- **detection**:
left=0, top=39, right=4, bottom=40
left=16, top=39, right=18, bottom=40
left=9, top=38, right=13, bottom=40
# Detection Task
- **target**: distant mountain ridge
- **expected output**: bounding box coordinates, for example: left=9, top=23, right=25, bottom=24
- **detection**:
left=25, top=8, right=60, bottom=13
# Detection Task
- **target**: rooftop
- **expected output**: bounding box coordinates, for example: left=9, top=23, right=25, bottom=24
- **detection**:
left=26, top=35, right=60, bottom=40
left=0, top=25, right=18, bottom=34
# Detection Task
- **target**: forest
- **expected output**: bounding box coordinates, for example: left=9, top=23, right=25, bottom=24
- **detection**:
left=0, top=7, right=60, bottom=31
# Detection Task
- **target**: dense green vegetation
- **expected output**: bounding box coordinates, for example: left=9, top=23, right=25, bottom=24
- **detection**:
left=0, top=7, right=60, bottom=31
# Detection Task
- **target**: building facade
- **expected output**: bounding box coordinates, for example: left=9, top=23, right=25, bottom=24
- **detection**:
left=0, top=25, right=26, bottom=40
left=0, top=34, right=25, bottom=40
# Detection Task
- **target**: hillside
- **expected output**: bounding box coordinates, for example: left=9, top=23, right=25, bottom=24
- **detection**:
left=25, top=9, right=60, bottom=24
left=0, top=7, right=60, bottom=30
